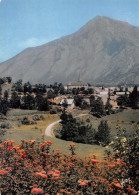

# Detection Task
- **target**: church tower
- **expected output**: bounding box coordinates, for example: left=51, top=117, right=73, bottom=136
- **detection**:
left=78, top=72, right=82, bottom=83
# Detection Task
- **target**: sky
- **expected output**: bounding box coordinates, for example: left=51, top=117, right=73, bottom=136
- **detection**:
left=0, top=0, right=139, bottom=62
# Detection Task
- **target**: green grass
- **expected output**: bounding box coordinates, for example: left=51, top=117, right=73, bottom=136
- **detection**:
left=2, top=108, right=138, bottom=160
left=3, top=112, right=59, bottom=144
left=78, top=108, right=139, bottom=136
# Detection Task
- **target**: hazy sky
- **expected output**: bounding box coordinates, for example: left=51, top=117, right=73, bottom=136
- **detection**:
left=0, top=0, right=139, bottom=62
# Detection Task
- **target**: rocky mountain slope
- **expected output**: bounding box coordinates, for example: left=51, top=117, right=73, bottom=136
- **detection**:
left=0, top=16, right=139, bottom=85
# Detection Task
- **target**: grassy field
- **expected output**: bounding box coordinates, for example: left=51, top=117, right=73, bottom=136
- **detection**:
left=78, top=108, right=138, bottom=136
left=1, top=109, right=106, bottom=159
left=3, top=110, right=60, bottom=144
left=1, top=108, right=138, bottom=160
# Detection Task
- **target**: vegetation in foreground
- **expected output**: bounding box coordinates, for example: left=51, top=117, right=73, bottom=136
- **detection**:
left=0, top=129, right=138, bottom=195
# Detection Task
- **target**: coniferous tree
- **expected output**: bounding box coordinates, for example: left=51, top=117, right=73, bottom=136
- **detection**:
left=95, top=120, right=110, bottom=145
left=10, top=91, right=21, bottom=108
left=4, top=90, right=9, bottom=101
left=0, top=97, right=9, bottom=115
left=129, top=86, right=139, bottom=109
left=91, top=97, right=106, bottom=117
left=105, top=98, right=112, bottom=114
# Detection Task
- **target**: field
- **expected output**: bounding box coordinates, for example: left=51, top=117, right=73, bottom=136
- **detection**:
left=78, top=108, right=138, bottom=136
left=1, top=108, right=138, bottom=160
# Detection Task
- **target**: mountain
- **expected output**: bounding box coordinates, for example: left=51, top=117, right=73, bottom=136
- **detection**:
left=0, top=16, right=139, bottom=85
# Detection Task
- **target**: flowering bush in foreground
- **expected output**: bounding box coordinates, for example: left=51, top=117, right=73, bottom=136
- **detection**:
left=0, top=137, right=138, bottom=194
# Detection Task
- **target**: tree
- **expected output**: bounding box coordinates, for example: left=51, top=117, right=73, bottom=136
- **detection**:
left=91, top=97, right=106, bottom=117
left=105, top=98, right=112, bottom=114
left=6, top=77, right=12, bottom=83
left=47, top=90, right=55, bottom=99
left=0, top=85, right=2, bottom=96
left=90, top=95, right=95, bottom=106
left=62, top=99, right=68, bottom=109
left=129, top=86, right=139, bottom=109
left=88, top=88, right=94, bottom=94
left=116, top=95, right=130, bottom=108
left=4, top=90, right=9, bottom=101
left=74, top=95, right=82, bottom=107
left=14, top=80, right=23, bottom=92
left=23, top=82, right=32, bottom=94
left=21, top=94, right=35, bottom=110
left=10, top=91, right=21, bottom=108
left=59, top=111, right=96, bottom=144
left=95, top=120, right=110, bottom=145
left=0, top=98, right=9, bottom=115
left=35, top=95, right=49, bottom=111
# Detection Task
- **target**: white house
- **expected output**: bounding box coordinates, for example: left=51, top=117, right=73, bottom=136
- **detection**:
left=60, top=98, right=75, bottom=109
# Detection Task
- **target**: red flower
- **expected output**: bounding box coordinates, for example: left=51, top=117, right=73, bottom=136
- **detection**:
left=30, top=140, right=36, bottom=145
left=92, top=154, right=97, bottom=159
left=31, top=188, right=44, bottom=194
left=127, top=188, right=137, bottom=194
left=5, top=167, right=12, bottom=171
left=8, top=146, right=12, bottom=151
left=21, top=152, right=26, bottom=158
left=69, top=142, right=76, bottom=147
left=10, top=140, right=15, bottom=146
left=0, top=169, right=8, bottom=175
left=91, top=159, right=99, bottom=163
left=108, top=164, right=115, bottom=168
left=78, top=179, right=89, bottom=186
left=113, top=183, right=122, bottom=189
left=34, top=172, right=48, bottom=179
left=43, top=140, right=53, bottom=145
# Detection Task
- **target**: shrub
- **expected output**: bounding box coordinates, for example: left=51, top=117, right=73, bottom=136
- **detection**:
left=32, top=115, right=40, bottom=121
left=21, top=117, right=31, bottom=125
left=108, top=128, right=139, bottom=190
left=86, top=118, right=90, bottom=122
left=0, top=122, right=11, bottom=129
left=0, top=138, right=138, bottom=194
left=50, top=109, right=57, bottom=114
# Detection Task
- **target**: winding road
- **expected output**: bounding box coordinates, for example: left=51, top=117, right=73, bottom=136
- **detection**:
left=45, top=114, right=89, bottom=137
left=45, top=120, right=61, bottom=137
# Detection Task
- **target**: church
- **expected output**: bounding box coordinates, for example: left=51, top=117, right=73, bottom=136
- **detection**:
left=67, top=73, right=89, bottom=90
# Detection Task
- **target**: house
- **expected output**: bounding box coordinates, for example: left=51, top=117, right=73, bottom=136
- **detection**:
left=60, top=98, right=75, bottom=109
left=115, top=91, right=130, bottom=96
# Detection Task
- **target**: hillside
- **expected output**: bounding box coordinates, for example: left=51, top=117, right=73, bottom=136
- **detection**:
left=0, top=16, right=139, bottom=84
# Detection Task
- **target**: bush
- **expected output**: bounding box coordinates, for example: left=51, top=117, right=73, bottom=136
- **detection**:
left=50, top=109, right=57, bottom=114
left=86, top=118, right=90, bottom=122
left=32, top=115, right=41, bottom=121
left=40, top=115, right=45, bottom=120
left=0, top=122, right=11, bottom=129
left=21, top=117, right=31, bottom=125
left=108, top=128, right=139, bottom=190
left=0, top=138, right=138, bottom=194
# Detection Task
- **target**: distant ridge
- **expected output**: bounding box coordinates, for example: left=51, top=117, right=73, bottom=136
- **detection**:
left=0, top=16, right=139, bottom=85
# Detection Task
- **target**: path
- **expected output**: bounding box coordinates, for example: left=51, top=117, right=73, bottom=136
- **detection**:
left=45, top=113, right=90, bottom=137
left=45, top=120, right=61, bottom=137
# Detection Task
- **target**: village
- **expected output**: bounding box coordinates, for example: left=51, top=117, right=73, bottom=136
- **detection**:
left=0, top=74, right=136, bottom=115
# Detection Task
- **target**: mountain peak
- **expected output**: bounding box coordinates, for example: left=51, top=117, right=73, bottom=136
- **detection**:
left=0, top=17, right=139, bottom=85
